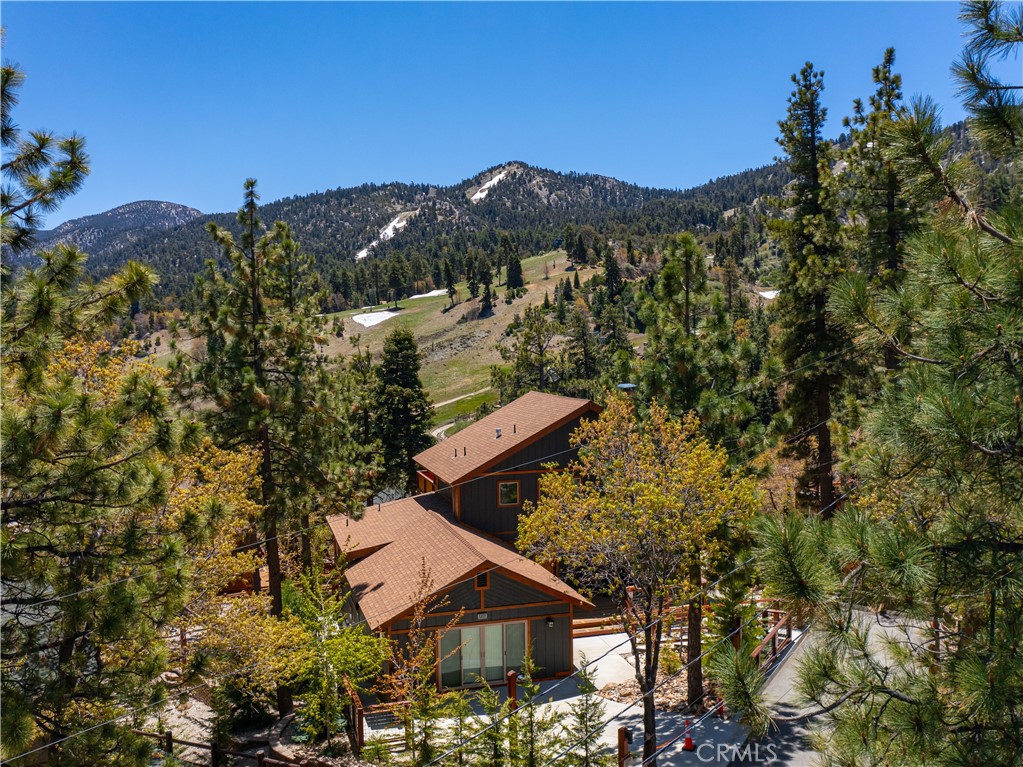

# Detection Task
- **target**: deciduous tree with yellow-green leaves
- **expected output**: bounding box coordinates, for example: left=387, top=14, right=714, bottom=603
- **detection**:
left=517, top=396, right=758, bottom=767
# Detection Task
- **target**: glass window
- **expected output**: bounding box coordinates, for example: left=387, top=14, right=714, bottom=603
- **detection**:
left=505, top=622, right=526, bottom=673
left=440, top=630, right=462, bottom=689
left=498, top=481, right=519, bottom=506
left=485, top=625, right=505, bottom=683
left=438, top=621, right=528, bottom=688
left=462, top=627, right=481, bottom=685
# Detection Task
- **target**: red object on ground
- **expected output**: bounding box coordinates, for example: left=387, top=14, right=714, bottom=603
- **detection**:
left=682, top=719, right=696, bottom=751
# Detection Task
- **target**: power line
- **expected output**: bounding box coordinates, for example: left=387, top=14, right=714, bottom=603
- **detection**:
left=2, top=341, right=873, bottom=760
left=541, top=610, right=766, bottom=767
left=421, top=555, right=760, bottom=767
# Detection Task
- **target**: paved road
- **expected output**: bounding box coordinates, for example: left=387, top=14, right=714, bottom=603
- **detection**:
left=729, top=632, right=820, bottom=767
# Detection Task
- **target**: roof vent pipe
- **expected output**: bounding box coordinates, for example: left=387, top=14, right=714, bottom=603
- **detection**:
left=463, top=446, right=466, bottom=456
left=496, top=428, right=502, bottom=439
left=513, top=423, right=516, bottom=434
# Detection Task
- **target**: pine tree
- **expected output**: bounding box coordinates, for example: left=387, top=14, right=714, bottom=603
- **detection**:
left=387, top=255, right=407, bottom=308
left=174, top=181, right=376, bottom=712
left=507, top=251, right=525, bottom=290
left=1, top=251, right=195, bottom=765
left=492, top=305, right=563, bottom=402
left=0, top=54, right=89, bottom=253
left=722, top=8, right=1023, bottom=760
left=511, top=654, right=564, bottom=767
left=466, top=255, right=480, bottom=299
left=771, top=62, right=850, bottom=516
left=567, top=309, right=600, bottom=383
left=372, top=327, right=434, bottom=493
left=603, top=245, right=623, bottom=300
left=443, top=258, right=457, bottom=307
left=481, top=283, right=494, bottom=315
left=563, top=661, right=612, bottom=767
left=841, top=48, right=919, bottom=370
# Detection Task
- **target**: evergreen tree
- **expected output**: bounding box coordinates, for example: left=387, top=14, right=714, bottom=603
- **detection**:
left=387, top=255, right=406, bottom=308
left=603, top=245, right=623, bottom=300
left=478, top=255, right=493, bottom=293
left=466, top=255, right=480, bottom=298
left=567, top=309, right=600, bottom=383
left=563, top=661, right=612, bottom=767
left=443, top=257, right=457, bottom=307
left=174, top=182, right=376, bottom=712
left=372, top=327, right=434, bottom=493
left=0, top=55, right=89, bottom=253
left=370, top=259, right=383, bottom=305
left=492, top=305, right=563, bottom=402
left=723, top=9, right=1023, bottom=761
left=480, top=283, right=494, bottom=315
left=511, top=655, right=564, bottom=767
left=771, top=62, right=850, bottom=516
left=1, top=250, right=195, bottom=765
left=841, top=48, right=919, bottom=370
left=507, top=251, right=525, bottom=290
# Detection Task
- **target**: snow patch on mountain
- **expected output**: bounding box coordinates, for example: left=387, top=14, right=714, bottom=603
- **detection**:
left=470, top=170, right=509, bottom=203
left=352, top=309, right=400, bottom=327
left=354, top=209, right=418, bottom=261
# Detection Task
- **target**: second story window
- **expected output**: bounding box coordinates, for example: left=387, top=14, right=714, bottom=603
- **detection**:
left=497, top=481, right=520, bottom=507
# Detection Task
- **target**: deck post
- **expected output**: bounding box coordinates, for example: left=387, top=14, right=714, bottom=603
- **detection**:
left=256, top=751, right=266, bottom=766
left=506, top=669, right=517, bottom=710
left=357, top=705, right=366, bottom=748
left=164, top=730, right=173, bottom=754
left=617, top=727, right=629, bottom=767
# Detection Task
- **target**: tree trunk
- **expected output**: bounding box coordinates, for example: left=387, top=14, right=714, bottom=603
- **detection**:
left=642, top=686, right=657, bottom=767
left=815, top=383, right=835, bottom=517
left=687, top=561, right=704, bottom=707
left=300, top=514, right=312, bottom=574
left=884, top=167, right=901, bottom=371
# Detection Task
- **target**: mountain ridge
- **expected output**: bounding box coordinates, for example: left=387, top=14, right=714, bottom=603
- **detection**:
left=22, top=159, right=790, bottom=302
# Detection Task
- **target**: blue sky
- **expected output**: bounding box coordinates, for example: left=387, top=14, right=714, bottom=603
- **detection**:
left=4, top=2, right=1015, bottom=227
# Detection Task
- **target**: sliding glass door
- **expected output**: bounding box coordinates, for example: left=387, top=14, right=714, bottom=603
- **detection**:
left=437, top=621, right=527, bottom=688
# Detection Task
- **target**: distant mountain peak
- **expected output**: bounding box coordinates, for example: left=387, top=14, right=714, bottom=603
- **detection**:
left=33, top=200, right=203, bottom=256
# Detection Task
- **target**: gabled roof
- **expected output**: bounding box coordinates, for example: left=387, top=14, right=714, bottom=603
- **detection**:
left=414, top=391, right=600, bottom=485
left=328, top=495, right=591, bottom=631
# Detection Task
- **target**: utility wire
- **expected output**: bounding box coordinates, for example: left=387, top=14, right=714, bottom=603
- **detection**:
left=2, top=335, right=872, bottom=760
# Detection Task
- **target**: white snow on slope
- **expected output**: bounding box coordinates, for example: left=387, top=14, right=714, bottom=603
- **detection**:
left=354, top=210, right=417, bottom=261
left=757, top=289, right=780, bottom=300
left=352, top=310, right=400, bottom=328
left=470, top=170, right=508, bottom=203
left=408, top=288, right=448, bottom=300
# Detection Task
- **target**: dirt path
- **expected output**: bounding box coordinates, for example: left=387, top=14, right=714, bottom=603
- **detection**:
left=432, top=387, right=490, bottom=409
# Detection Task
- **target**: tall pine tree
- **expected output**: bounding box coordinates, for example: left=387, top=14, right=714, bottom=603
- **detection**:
left=372, top=327, right=434, bottom=494
left=771, top=62, right=850, bottom=516
left=174, top=181, right=376, bottom=712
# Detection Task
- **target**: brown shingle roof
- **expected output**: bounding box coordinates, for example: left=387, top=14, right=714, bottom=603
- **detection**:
left=414, top=391, right=600, bottom=485
left=329, top=495, right=591, bottom=631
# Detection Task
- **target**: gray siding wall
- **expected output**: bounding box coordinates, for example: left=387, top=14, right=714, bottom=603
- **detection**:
left=456, top=414, right=595, bottom=539
left=388, top=604, right=573, bottom=681
left=492, top=416, right=591, bottom=472
left=458, top=473, right=542, bottom=538
left=483, top=572, right=555, bottom=608
left=529, top=615, right=572, bottom=677
left=390, top=602, right=568, bottom=633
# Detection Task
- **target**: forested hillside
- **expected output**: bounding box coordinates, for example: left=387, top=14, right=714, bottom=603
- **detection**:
left=56, top=160, right=791, bottom=305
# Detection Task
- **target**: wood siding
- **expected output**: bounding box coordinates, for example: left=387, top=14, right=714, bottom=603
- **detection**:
left=491, top=415, right=590, bottom=472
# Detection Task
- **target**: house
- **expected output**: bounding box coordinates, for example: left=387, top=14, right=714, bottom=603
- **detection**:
left=326, top=391, right=601, bottom=688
